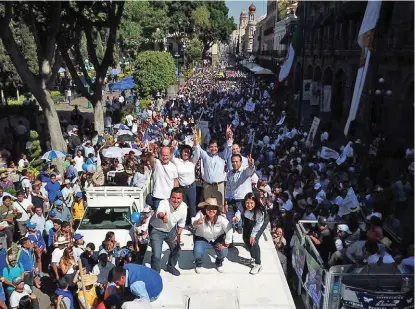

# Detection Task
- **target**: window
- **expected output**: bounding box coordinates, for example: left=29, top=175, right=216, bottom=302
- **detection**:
left=250, top=27, right=254, bottom=36
left=79, top=207, right=131, bottom=230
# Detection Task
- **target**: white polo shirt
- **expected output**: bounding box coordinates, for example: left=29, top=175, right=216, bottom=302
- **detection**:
left=13, top=199, right=32, bottom=222
left=150, top=199, right=187, bottom=233
left=151, top=160, right=178, bottom=199
left=171, top=158, right=195, bottom=186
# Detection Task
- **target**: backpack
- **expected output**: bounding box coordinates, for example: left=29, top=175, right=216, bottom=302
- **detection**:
left=15, top=176, right=28, bottom=192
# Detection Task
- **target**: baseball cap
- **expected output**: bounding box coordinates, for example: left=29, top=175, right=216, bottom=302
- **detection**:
left=337, top=224, right=351, bottom=234
left=12, top=277, right=23, bottom=285
left=55, top=200, right=63, bottom=206
left=75, top=192, right=83, bottom=198
left=49, top=210, right=57, bottom=217
left=74, top=233, right=83, bottom=240
left=26, top=222, right=36, bottom=229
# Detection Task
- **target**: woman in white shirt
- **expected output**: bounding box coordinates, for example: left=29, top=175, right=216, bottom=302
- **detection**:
left=171, top=144, right=197, bottom=225
left=192, top=198, right=233, bottom=274
left=18, top=154, right=29, bottom=168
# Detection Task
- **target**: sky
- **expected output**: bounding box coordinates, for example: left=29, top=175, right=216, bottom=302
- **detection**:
left=226, top=0, right=267, bottom=25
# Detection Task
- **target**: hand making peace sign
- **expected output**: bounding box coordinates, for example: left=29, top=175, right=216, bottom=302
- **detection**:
left=247, top=154, right=255, bottom=168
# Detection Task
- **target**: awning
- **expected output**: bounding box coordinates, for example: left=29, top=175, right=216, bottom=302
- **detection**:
left=254, top=68, right=274, bottom=75
left=280, top=33, right=291, bottom=45
left=336, top=1, right=367, bottom=22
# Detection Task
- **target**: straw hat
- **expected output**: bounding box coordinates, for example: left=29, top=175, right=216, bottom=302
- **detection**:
left=55, top=236, right=69, bottom=245
left=77, top=274, right=98, bottom=289
left=198, top=198, right=220, bottom=209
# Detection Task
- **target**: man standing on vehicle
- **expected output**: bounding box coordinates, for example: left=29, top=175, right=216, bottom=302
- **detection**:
left=148, top=146, right=179, bottom=209
left=149, top=188, right=187, bottom=276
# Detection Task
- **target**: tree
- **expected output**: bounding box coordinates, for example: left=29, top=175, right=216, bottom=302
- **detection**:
left=186, top=37, right=203, bottom=66
left=96, top=32, right=105, bottom=62
left=0, top=2, right=67, bottom=151
left=58, top=1, right=125, bottom=134
left=120, top=1, right=169, bottom=57
left=277, top=0, right=291, bottom=21
left=133, top=51, right=176, bottom=98
left=27, top=130, right=42, bottom=171
left=192, top=2, right=235, bottom=57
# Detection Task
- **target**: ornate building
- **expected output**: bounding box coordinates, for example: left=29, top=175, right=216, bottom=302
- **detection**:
left=242, top=4, right=258, bottom=55
left=289, top=1, right=413, bottom=144
left=230, top=10, right=248, bottom=55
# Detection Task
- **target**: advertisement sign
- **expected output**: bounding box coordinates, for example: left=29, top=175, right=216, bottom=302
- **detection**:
left=341, top=285, right=414, bottom=309
left=305, top=253, right=323, bottom=308
left=292, top=236, right=306, bottom=280
left=321, top=85, right=332, bottom=112
left=305, top=117, right=320, bottom=146
left=303, top=79, right=312, bottom=101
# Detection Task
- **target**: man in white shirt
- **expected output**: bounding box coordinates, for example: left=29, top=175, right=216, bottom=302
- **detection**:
left=366, top=240, right=395, bottom=265
left=9, top=277, right=35, bottom=309
left=149, top=188, right=187, bottom=276
left=92, top=252, right=115, bottom=286
left=51, top=237, right=69, bottom=280
left=30, top=206, right=45, bottom=233
left=13, top=191, right=33, bottom=237
left=149, top=147, right=179, bottom=209
left=125, top=114, right=134, bottom=128
left=225, top=154, right=255, bottom=231
left=74, top=150, right=85, bottom=173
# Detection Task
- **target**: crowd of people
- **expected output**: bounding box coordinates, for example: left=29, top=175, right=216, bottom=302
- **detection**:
left=0, top=54, right=412, bottom=309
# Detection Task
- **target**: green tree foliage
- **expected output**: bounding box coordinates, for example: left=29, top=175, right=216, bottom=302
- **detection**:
left=192, top=1, right=235, bottom=57
left=277, top=0, right=291, bottom=21
left=27, top=130, right=42, bottom=171
left=120, top=1, right=169, bottom=57
left=186, top=37, right=203, bottom=66
left=80, top=32, right=88, bottom=59
left=133, top=51, right=175, bottom=98
left=0, top=22, right=38, bottom=97
left=166, top=1, right=203, bottom=38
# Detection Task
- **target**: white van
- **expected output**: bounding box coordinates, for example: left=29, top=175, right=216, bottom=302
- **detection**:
left=77, top=184, right=150, bottom=249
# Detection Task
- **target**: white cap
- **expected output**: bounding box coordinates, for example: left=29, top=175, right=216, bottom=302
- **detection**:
left=337, top=224, right=351, bottom=234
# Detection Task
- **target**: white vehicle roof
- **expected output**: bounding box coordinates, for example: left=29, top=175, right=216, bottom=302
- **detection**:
left=86, top=186, right=145, bottom=208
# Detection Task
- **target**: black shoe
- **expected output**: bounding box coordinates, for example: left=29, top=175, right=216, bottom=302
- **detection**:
left=166, top=265, right=181, bottom=276
left=236, top=226, right=243, bottom=234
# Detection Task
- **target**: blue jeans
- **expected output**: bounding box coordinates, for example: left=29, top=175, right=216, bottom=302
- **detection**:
left=193, top=235, right=228, bottom=267
left=181, top=183, right=196, bottom=224
left=150, top=227, right=180, bottom=273
left=152, top=197, right=163, bottom=210
left=226, top=200, right=244, bottom=229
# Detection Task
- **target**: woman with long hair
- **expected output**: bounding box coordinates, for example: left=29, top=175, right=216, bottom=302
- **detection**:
left=192, top=198, right=233, bottom=274
left=59, top=248, right=76, bottom=282
left=239, top=192, right=269, bottom=275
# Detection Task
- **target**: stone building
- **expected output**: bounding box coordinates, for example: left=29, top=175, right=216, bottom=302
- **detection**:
left=241, top=4, right=259, bottom=55
left=289, top=1, right=413, bottom=144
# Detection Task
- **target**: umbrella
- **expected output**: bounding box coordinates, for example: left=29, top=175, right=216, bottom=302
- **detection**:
left=102, top=147, right=124, bottom=158
left=121, top=148, right=141, bottom=156
left=117, top=129, right=133, bottom=136
left=113, top=124, right=130, bottom=130
left=58, top=67, right=66, bottom=73
left=109, top=69, right=121, bottom=76
left=41, top=150, right=66, bottom=161
left=117, top=134, right=135, bottom=142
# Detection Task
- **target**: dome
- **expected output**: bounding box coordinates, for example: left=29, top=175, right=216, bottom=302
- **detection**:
left=249, top=3, right=256, bottom=12
left=240, top=9, right=248, bottom=16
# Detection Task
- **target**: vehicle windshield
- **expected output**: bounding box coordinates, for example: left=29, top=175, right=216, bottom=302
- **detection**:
left=79, top=207, right=131, bottom=230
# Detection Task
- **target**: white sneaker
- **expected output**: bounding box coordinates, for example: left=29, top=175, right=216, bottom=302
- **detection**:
left=195, top=267, right=202, bottom=274
left=216, top=265, right=224, bottom=273
left=250, top=264, right=262, bottom=275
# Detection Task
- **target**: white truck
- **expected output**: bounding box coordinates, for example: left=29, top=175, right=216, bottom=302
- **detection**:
left=76, top=180, right=151, bottom=249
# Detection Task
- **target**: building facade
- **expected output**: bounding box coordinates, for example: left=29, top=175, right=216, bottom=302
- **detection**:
left=290, top=1, right=413, bottom=144
left=242, top=4, right=258, bottom=55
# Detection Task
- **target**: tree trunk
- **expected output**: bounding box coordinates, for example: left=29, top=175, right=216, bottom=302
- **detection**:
left=40, top=90, right=67, bottom=152
left=202, top=43, right=211, bottom=59
left=94, top=100, right=105, bottom=135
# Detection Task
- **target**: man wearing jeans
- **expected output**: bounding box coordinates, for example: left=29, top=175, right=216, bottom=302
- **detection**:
left=149, top=188, right=187, bottom=276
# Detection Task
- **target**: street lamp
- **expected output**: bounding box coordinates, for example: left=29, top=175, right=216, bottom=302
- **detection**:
left=374, top=76, right=392, bottom=131
left=174, top=52, right=180, bottom=92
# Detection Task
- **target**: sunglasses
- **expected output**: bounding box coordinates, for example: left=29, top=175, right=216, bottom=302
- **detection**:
left=206, top=207, right=217, bottom=211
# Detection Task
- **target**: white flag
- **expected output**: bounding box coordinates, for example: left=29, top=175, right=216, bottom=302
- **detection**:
left=336, top=143, right=352, bottom=165
left=320, top=146, right=340, bottom=160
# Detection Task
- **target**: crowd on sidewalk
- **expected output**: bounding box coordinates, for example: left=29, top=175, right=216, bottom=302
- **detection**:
left=0, top=58, right=412, bottom=309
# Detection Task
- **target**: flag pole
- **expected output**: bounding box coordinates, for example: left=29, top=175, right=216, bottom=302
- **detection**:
left=297, top=2, right=307, bottom=128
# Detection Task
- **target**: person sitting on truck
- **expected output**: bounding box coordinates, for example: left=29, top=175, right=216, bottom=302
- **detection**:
left=130, top=207, right=151, bottom=265
left=92, top=253, right=115, bottom=296
left=306, top=216, right=333, bottom=265
left=365, top=239, right=395, bottom=265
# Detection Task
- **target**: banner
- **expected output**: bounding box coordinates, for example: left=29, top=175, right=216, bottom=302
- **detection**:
left=320, top=146, right=340, bottom=160
left=305, top=253, right=323, bottom=308
left=338, top=187, right=359, bottom=216
left=244, top=101, right=256, bottom=112
left=303, top=79, right=312, bottom=101
left=341, top=285, right=414, bottom=309
left=336, top=142, right=352, bottom=165
left=305, top=117, right=320, bottom=146
left=143, top=125, right=162, bottom=141
left=344, top=1, right=382, bottom=135
left=184, top=135, right=194, bottom=147
left=197, top=120, right=210, bottom=146
left=292, top=236, right=306, bottom=280
left=310, top=82, right=320, bottom=106
left=321, top=85, right=332, bottom=112
left=276, top=115, right=286, bottom=126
